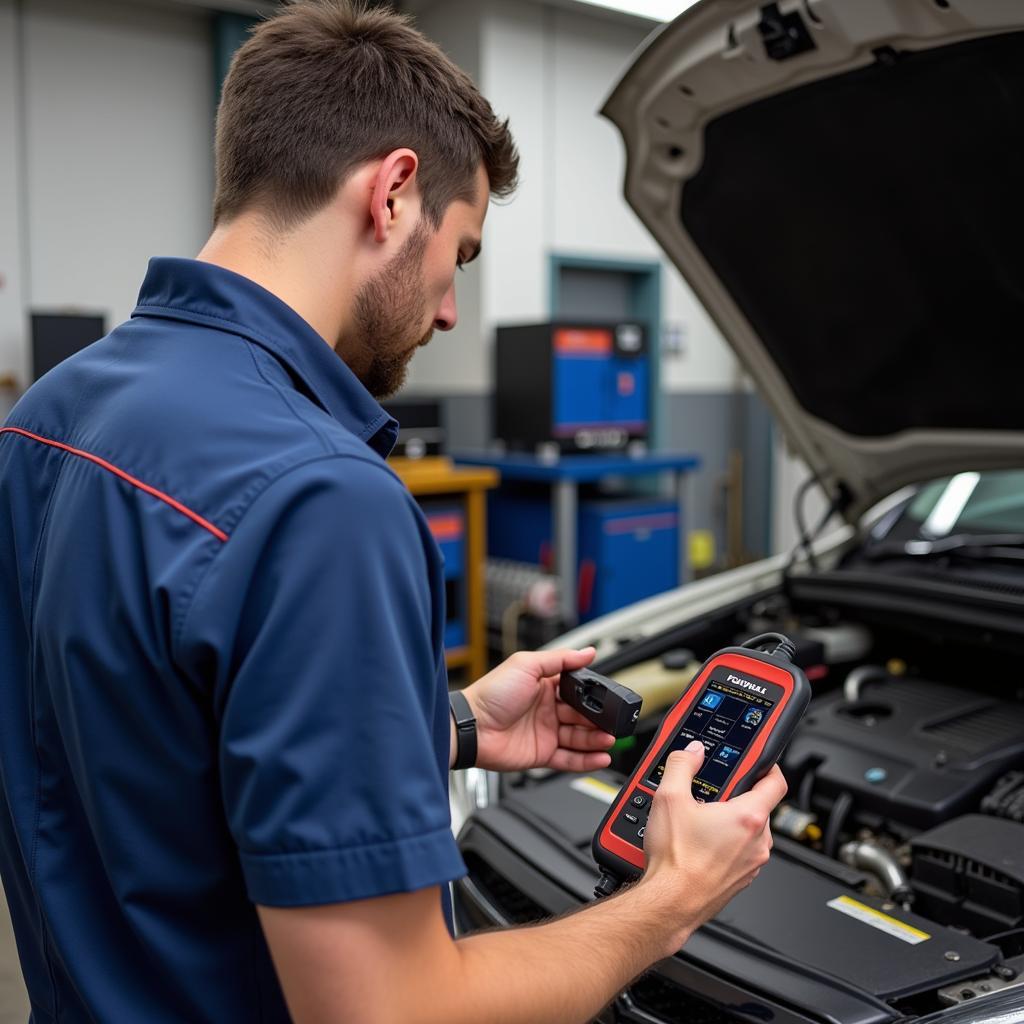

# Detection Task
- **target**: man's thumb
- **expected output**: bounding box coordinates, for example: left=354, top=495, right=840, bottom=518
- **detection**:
left=661, top=740, right=706, bottom=789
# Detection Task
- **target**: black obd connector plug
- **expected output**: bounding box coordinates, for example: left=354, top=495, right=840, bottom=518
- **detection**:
left=559, top=667, right=643, bottom=739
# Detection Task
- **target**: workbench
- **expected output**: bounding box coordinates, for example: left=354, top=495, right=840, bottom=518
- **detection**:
left=390, top=456, right=498, bottom=681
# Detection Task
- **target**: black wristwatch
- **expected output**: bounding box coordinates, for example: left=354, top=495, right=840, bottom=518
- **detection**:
left=449, top=689, right=477, bottom=770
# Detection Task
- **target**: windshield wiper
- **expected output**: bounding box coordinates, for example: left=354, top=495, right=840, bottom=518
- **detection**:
left=865, top=533, right=1024, bottom=563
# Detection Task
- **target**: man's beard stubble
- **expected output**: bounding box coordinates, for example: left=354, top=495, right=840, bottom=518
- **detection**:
left=350, top=222, right=434, bottom=399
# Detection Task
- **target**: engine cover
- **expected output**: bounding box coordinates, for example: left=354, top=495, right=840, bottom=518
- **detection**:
left=783, top=677, right=1024, bottom=828
left=911, top=815, right=1024, bottom=935
left=472, top=770, right=1002, bottom=1005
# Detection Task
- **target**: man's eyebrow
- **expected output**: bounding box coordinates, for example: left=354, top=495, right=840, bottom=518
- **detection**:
left=461, top=239, right=482, bottom=264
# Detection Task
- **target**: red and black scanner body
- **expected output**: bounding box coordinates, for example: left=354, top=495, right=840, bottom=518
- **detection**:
left=593, top=644, right=811, bottom=884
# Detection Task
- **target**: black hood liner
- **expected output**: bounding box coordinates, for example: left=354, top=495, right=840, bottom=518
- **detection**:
left=682, top=31, right=1024, bottom=439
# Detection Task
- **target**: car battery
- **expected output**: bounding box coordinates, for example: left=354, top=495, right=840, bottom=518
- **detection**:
left=422, top=501, right=467, bottom=650
left=494, top=323, right=649, bottom=453
left=488, top=492, right=678, bottom=621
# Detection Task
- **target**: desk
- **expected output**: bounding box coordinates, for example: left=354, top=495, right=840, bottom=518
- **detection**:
left=454, top=451, right=700, bottom=625
left=390, top=457, right=498, bottom=681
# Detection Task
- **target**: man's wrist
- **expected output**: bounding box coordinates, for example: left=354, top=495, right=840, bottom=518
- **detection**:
left=628, top=873, right=697, bottom=959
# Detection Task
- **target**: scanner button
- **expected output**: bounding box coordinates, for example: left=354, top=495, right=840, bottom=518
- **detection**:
left=623, top=813, right=638, bottom=824
left=631, top=794, right=647, bottom=809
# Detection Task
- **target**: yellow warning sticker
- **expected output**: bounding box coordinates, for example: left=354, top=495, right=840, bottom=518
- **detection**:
left=827, top=895, right=931, bottom=945
left=570, top=777, right=619, bottom=805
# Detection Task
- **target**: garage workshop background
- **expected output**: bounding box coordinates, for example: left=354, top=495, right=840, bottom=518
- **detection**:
left=0, top=1, right=826, bottom=1018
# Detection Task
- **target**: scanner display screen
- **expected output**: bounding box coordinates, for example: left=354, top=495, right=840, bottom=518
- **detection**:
left=647, top=679, right=775, bottom=801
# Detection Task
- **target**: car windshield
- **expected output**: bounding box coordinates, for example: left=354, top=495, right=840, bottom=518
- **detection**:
left=888, top=470, right=1024, bottom=541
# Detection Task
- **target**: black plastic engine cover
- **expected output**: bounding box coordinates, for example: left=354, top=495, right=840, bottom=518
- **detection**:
left=783, top=678, right=1024, bottom=828
left=716, top=855, right=998, bottom=1000
left=488, top=772, right=1000, bottom=1003
left=911, top=814, right=1024, bottom=935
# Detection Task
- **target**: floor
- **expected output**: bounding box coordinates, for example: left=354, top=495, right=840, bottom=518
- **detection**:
left=0, top=890, right=28, bottom=1023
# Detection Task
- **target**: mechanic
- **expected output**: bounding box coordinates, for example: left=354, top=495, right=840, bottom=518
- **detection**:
left=0, top=2, right=786, bottom=1021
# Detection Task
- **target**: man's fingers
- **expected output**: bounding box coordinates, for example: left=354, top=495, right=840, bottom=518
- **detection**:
left=657, top=741, right=706, bottom=796
left=557, top=723, right=616, bottom=752
left=749, top=764, right=788, bottom=806
left=548, top=748, right=612, bottom=773
left=555, top=700, right=604, bottom=729
left=516, top=646, right=596, bottom=680
left=730, top=766, right=788, bottom=819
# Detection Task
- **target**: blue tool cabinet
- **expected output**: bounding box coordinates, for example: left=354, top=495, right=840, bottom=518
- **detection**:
left=456, top=451, right=700, bottom=626
left=422, top=501, right=467, bottom=650
left=487, top=492, right=679, bottom=622
left=579, top=499, right=679, bottom=618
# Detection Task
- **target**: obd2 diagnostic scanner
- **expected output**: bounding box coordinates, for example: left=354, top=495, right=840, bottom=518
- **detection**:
left=592, top=633, right=811, bottom=897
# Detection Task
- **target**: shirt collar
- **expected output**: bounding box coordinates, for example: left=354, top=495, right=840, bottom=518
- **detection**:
left=132, top=257, right=398, bottom=458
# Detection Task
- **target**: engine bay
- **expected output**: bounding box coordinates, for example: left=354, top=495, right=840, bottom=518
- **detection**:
left=484, top=591, right=1024, bottom=1018
left=639, top=600, right=1024, bottom=1009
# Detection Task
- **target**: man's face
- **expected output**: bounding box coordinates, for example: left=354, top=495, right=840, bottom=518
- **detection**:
left=350, top=165, right=489, bottom=399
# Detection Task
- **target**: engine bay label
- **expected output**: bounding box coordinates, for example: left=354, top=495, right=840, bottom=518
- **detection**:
left=827, top=895, right=931, bottom=945
left=570, top=777, right=619, bottom=804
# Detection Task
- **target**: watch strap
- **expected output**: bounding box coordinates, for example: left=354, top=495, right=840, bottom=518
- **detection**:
left=449, top=689, right=477, bottom=770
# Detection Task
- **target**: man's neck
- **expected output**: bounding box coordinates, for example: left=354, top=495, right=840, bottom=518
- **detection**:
left=197, top=212, right=355, bottom=350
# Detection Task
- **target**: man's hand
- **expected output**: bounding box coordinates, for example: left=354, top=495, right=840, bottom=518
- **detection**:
left=260, top=743, right=790, bottom=1024
left=638, top=740, right=787, bottom=955
left=454, top=648, right=617, bottom=773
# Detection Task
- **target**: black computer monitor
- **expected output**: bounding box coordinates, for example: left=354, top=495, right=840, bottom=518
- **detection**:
left=381, top=398, right=445, bottom=458
left=31, top=312, right=106, bottom=381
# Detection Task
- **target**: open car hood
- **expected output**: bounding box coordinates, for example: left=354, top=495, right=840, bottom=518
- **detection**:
left=601, top=0, right=1024, bottom=520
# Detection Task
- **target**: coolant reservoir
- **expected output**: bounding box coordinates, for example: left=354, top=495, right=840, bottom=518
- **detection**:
left=611, top=649, right=700, bottom=720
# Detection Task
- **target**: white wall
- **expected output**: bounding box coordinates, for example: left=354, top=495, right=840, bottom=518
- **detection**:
left=479, top=0, right=548, bottom=335
left=0, top=0, right=214, bottom=392
left=405, top=0, right=739, bottom=396
left=403, top=0, right=487, bottom=394
left=0, top=0, right=28, bottom=394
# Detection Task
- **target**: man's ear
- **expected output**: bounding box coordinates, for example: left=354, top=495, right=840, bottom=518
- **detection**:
left=370, top=149, right=420, bottom=244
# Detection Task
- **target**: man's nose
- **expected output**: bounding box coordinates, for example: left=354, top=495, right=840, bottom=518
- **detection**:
left=434, top=283, right=458, bottom=332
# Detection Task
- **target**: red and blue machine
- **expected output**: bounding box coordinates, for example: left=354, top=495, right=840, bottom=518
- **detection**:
left=494, top=322, right=649, bottom=454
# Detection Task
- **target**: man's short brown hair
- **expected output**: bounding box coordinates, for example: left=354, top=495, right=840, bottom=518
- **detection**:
left=214, top=0, right=519, bottom=229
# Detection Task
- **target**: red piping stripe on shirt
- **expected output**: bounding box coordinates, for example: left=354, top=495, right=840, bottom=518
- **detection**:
left=0, top=426, right=229, bottom=543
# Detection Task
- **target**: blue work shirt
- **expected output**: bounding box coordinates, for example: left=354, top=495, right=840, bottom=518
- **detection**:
left=0, top=257, right=465, bottom=1022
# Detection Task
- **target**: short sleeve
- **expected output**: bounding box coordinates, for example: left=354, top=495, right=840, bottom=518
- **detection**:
left=177, top=456, right=465, bottom=907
